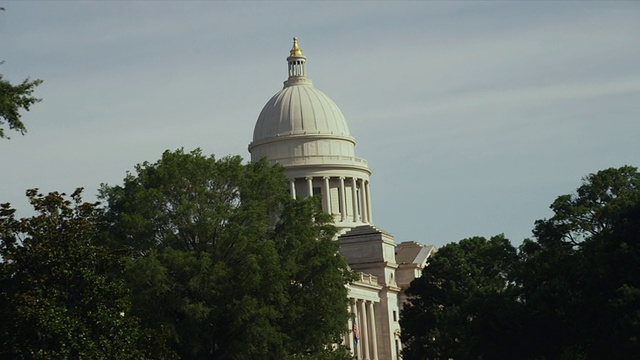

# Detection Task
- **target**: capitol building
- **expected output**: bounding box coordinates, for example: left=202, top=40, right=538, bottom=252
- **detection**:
left=248, top=38, right=434, bottom=360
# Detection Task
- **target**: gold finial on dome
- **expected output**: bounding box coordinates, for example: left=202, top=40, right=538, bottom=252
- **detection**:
left=290, top=36, right=303, bottom=56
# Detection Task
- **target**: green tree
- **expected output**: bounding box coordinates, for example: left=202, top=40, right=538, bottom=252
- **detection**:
left=0, top=189, right=166, bottom=359
left=400, top=235, right=521, bottom=360
left=274, top=198, right=356, bottom=357
left=1, top=7, right=43, bottom=139
left=100, top=148, right=354, bottom=359
left=518, top=166, right=640, bottom=359
left=0, top=72, right=42, bottom=139
left=532, top=166, right=640, bottom=247
left=400, top=167, right=640, bottom=360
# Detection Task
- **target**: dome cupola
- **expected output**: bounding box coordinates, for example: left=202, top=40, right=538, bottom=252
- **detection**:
left=286, top=36, right=307, bottom=82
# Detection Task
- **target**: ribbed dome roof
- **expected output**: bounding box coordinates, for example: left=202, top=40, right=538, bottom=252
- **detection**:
left=253, top=84, right=351, bottom=142
left=251, top=37, right=352, bottom=144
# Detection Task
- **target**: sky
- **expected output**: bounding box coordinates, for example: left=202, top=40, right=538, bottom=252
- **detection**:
left=1, top=2, right=639, bottom=248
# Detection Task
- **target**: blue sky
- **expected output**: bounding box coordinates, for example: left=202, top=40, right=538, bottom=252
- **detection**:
left=1, top=2, right=639, bottom=248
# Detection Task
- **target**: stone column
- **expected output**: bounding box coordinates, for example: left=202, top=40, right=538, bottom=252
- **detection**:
left=365, top=180, right=373, bottom=223
left=306, top=177, right=313, bottom=198
left=352, top=301, right=361, bottom=360
left=368, top=301, right=378, bottom=360
left=351, top=178, right=358, bottom=222
left=347, top=300, right=355, bottom=357
left=359, top=300, right=370, bottom=360
left=339, top=177, right=346, bottom=222
left=359, top=179, right=367, bottom=223
left=323, top=176, right=331, bottom=214
left=289, top=179, right=296, bottom=200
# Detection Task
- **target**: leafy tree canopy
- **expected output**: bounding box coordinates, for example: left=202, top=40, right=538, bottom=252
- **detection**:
left=518, top=166, right=640, bottom=359
left=0, top=189, right=166, bottom=359
left=401, top=166, right=640, bottom=360
left=100, top=148, right=354, bottom=359
left=0, top=60, right=42, bottom=139
left=1, top=8, right=42, bottom=139
left=531, top=165, right=640, bottom=247
left=400, top=235, right=519, bottom=360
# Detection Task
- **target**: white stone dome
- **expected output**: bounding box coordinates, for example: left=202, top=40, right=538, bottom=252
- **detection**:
left=248, top=38, right=373, bottom=231
left=252, top=83, right=352, bottom=142
left=248, top=38, right=368, bottom=175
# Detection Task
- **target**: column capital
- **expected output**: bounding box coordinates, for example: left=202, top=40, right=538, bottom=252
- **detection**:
left=305, top=176, right=313, bottom=181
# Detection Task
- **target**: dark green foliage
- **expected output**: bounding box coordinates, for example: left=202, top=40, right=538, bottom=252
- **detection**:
left=532, top=166, right=640, bottom=247
left=518, top=166, right=640, bottom=359
left=100, top=149, right=354, bottom=359
left=0, top=72, right=42, bottom=139
left=1, top=7, right=42, bottom=139
left=400, top=235, right=520, bottom=360
left=0, top=189, right=166, bottom=359
left=275, top=198, right=356, bottom=355
left=401, top=166, right=640, bottom=360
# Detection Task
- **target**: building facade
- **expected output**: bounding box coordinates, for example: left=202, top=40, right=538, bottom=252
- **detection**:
left=248, top=38, right=434, bottom=360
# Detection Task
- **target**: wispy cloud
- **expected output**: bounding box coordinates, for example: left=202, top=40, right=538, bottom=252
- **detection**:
left=1, top=2, right=639, bottom=246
